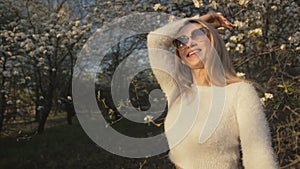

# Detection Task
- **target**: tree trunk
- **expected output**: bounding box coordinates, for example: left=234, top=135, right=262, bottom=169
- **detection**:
left=67, top=111, right=73, bottom=125
left=66, top=101, right=75, bottom=125
left=0, top=109, right=4, bottom=134
left=0, top=55, right=7, bottom=134
left=34, top=93, right=41, bottom=122
left=37, top=92, right=53, bottom=134
left=37, top=109, right=50, bottom=134
left=0, top=89, right=7, bottom=134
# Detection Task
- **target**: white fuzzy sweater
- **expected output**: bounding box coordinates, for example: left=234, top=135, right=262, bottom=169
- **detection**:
left=147, top=17, right=279, bottom=169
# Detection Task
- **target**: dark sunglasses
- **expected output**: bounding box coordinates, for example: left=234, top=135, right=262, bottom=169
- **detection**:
left=172, top=27, right=208, bottom=49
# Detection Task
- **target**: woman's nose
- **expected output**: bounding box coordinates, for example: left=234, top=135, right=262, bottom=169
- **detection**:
left=187, top=39, right=197, bottom=48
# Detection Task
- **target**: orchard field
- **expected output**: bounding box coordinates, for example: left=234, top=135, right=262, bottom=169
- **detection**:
left=0, top=0, right=299, bottom=168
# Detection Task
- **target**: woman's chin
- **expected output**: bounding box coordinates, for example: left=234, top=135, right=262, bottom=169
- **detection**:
left=187, top=61, right=205, bottom=69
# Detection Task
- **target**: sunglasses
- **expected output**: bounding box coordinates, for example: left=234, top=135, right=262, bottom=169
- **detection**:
left=172, top=27, right=208, bottom=49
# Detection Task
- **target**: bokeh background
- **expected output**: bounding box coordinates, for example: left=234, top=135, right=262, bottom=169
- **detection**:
left=0, top=0, right=299, bottom=168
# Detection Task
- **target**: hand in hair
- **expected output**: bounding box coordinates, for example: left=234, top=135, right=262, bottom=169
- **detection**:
left=200, top=13, right=235, bottom=34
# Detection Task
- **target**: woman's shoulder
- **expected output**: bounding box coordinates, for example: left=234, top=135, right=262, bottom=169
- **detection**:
left=228, top=81, right=262, bottom=105
left=226, top=81, right=258, bottom=98
left=227, top=81, right=255, bottom=90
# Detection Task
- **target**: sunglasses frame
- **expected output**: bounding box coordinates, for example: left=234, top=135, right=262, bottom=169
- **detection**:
left=173, top=27, right=209, bottom=50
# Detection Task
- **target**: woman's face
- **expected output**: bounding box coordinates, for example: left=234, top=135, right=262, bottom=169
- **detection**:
left=174, top=23, right=211, bottom=69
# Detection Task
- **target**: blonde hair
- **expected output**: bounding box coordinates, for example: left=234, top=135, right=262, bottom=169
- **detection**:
left=173, top=19, right=244, bottom=91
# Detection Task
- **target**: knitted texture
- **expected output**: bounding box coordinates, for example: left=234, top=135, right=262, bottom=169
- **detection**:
left=162, top=83, right=278, bottom=169
left=147, top=17, right=279, bottom=168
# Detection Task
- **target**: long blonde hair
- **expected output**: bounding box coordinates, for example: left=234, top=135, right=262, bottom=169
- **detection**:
left=173, top=19, right=244, bottom=91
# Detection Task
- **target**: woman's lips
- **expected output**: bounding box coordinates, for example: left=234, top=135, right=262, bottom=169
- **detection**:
left=186, top=49, right=201, bottom=58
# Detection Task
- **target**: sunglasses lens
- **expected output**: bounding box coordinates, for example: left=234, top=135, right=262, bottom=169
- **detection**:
left=173, top=36, right=189, bottom=48
left=173, top=28, right=208, bottom=49
left=191, top=28, right=207, bottom=39
left=191, top=28, right=206, bottom=39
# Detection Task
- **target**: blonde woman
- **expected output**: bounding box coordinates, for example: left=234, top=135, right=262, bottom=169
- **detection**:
left=147, top=13, right=278, bottom=169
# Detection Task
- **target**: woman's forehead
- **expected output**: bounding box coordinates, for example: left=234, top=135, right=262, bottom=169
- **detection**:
left=177, top=23, right=203, bottom=35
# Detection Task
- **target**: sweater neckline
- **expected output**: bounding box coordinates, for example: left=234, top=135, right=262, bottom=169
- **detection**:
left=191, top=82, right=244, bottom=91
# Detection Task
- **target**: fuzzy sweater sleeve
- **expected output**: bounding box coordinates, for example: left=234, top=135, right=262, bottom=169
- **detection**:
left=147, top=15, right=204, bottom=105
left=147, top=21, right=185, bottom=105
left=147, top=32, right=179, bottom=105
left=236, top=82, right=279, bottom=169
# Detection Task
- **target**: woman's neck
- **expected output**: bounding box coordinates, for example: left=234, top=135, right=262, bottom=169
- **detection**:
left=191, top=68, right=211, bottom=86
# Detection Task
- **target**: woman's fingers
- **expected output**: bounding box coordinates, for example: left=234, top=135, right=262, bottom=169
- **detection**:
left=223, top=19, right=235, bottom=29
left=218, top=15, right=235, bottom=29
left=200, top=13, right=236, bottom=32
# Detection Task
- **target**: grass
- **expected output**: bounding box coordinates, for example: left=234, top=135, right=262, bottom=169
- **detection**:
left=0, top=117, right=174, bottom=169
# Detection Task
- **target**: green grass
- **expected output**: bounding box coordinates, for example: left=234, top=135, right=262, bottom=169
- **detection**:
left=0, top=119, right=174, bottom=169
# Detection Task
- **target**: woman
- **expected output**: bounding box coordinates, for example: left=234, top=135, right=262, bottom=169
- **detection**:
left=147, top=13, right=278, bottom=169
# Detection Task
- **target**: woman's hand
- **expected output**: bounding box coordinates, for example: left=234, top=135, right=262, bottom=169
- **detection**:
left=200, top=13, right=235, bottom=34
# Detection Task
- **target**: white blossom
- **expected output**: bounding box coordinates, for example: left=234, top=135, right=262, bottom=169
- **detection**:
left=248, top=28, right=263, bottom=37
left=234, top=20, right=245, bottom=28
left=71, top=30, right=77, bottom=36
left=260, top=97, right=266, bottom=104
left=86, top=24, right=92, bottom=29
left=29, top=51, right=34, bottom=57
left=260, top=92, right=274, bottom=105
left=93, top=7, right=99, bottom=13
left=264, top=93, right=274, bottom=99
left=37, top=46, right=45, bottom=53
left=50, top=29, right=55, bottom=34
left=225, top=42, right=236, bottom=51
left=14, top=63, right=21, bottom=67
left=3, top=71, right=11, bottom=77
left=4, top=82, right=9, bottom=87
left=12, top=70, right=19, bottom=76
left=16, top=99, right=21, bottom=104
left=235, top=44, right=245, bottom=53
left=75, top=20, right=80, bottom=27
left=236, top=72, right=246, bottom=78
left=38, top=57, right=44, bottom=63
left=37, top=106, right=44, bottom=111
left=239, top=0, right=250, bottom=6
left=32, top=34, right=39, bottom=40
left=17, top=32, right=26, bottom=39
left=280, top=44, right=286, bottom=50
left=56, top=34, right=62, bottom=38
left=271, top=5, right=278, bottom=11
left=211, top=0, right=218, bottom=9
left=192, top=0, right=203, bottom=8
left=20, top=42, right=25, bottom=48
left=25, top=44, right=33, bottom=51
left=153, top=4, right=165, bottom=11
